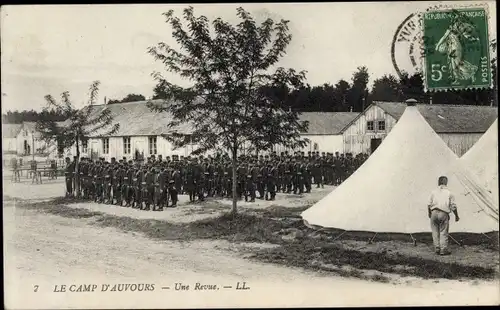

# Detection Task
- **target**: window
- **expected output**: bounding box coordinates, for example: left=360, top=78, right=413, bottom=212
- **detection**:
left=367, top=121, right=374, bottom=131
left=123, top=137, right=131, bottom=154
left=148, top=136, right=157, bottom=155
left=377, top=120, right=386, bottom=131
left=82, top=140, right=88, bottom=153
left=102, top=138, right=109, bottom=154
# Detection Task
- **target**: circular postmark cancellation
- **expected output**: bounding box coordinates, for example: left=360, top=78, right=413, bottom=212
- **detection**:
left=421, top=5, right=492, bottom=92
left=391, top=13, right=425, bottom=80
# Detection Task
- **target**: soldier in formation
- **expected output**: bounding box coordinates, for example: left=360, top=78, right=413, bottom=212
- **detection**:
left=63, top=151, right=369, bottom=211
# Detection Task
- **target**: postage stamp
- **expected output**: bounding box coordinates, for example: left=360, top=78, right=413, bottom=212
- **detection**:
left=422, top=6, right=491, bottom=91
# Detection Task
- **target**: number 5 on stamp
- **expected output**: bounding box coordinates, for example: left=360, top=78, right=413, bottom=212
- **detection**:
left=422, top=6, right=491, bottom=91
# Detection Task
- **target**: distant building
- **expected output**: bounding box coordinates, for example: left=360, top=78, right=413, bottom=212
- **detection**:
left=65, top=100, right=200, bottom=161
left=64, top=100, right=362, bottom=159
left=2, top=123, right=22, bottom=154
left=15, top=122, right=60, bottom=157
left=341, top=101, right=498, bottom=156
left=273, top=112, right=360, bottom=154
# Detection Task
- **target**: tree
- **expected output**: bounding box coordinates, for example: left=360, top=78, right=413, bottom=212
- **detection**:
left=152, top=82, right=169, bottom=100
left=247, top=84, right=309, bottom=153
left=370, top=74, right=403, bottom=102
left=35, top=81, right=119, bottom=197
left=348, top=66, right=369, bottom=112
left=121, top=93, right=146, bottom=103
left=107, top=93, right=146, bottom=104
left=147, top=6, right=308, bottom=215
left=333, top=79, right=351, bottom=111
left=399, top=72, right=426, bottom=102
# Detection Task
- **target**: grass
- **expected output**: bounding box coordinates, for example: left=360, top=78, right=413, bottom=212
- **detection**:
left=10, top=196, right=500, bottom=282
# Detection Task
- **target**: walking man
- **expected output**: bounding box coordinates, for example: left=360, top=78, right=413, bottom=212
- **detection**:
left=428, top=176, right=460, bottom=256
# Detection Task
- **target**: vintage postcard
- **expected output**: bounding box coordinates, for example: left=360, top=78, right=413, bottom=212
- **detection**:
left=2, top=1, right=499, bottom=309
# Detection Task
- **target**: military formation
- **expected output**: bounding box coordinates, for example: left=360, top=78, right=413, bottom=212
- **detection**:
left=63, top=151, right=369, bottom=211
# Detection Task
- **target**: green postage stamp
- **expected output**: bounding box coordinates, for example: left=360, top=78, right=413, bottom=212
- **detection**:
left=422, top=6, right=491, bottom=91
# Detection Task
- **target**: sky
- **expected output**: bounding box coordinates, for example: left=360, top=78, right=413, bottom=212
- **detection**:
left=1, top=1, right=497, bottom=112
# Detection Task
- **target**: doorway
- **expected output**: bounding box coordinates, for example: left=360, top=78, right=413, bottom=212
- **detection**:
left=370, top=138, right=382, bottom=154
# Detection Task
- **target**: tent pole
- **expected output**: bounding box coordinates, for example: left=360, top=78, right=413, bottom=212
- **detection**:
left=368, top=232, right=378, bottom=244
left=409, top=234, right=417, bottom=246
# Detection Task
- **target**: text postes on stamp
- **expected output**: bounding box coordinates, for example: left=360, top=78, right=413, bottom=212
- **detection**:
left=422, top=7, right=491, bottom=91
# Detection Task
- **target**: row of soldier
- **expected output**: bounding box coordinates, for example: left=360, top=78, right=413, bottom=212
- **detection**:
left=64, top=151, right=369, bottom=211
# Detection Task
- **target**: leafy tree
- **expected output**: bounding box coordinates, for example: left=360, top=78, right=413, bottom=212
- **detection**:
left=147, top=6, right=308, bottom=215
left=121, top=93, right=146, bottom=103
left=2, top=109, right=70, bottom=124
left=333, top=79, right=351, bottom=111
left=152, top=81, right=169, bottom=100
left=246, top=84, right=309, bottom=154
left=348, top=66, right=369, bottom=112
left=399, top=72, right=426, bottom=102
left=35, top=81, right=119, bottom=197
left=107, top=93, right=146, bottom=104
left=370, top=74, right=403, bottom=102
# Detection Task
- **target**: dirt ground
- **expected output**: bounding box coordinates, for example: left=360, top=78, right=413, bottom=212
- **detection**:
left=3, top=179, right=500, bottom=308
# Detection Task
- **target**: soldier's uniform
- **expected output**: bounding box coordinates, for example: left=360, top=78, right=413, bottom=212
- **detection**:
left=169, top=179, right=178, bottom=207
left=266, top=166, right=277, bottom=201
left=236, top=163, right=246, bottom=199
left=144, top=167, right=155, bottom=211
left=293, top=161, right=304, bottom=194
left=313, top=159, right=324, bottom=189
left=113, top=164, right=123, bottom=206
left=123, top=164, right=134, bottom=206
left=303, top=161, right=312, bottom=193
left=11, top=158, right=20, bottom=183
left=285, top=162, right=293, bottom=193
left=156, top=167, right=168, bottom=210
left=257, top=164, right=266, bottom=199
left=244, top=174, right=256, bottom=202
left=64, top=157, right=74, bottom=197
left=133, top=168, right=143, bottom=208
left=277, top=159, right=286, bottom=193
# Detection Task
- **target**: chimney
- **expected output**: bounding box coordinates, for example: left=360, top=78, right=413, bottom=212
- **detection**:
left=104, top=96, right=107, bottom=105
left=405, top=98, right=417, bottom=106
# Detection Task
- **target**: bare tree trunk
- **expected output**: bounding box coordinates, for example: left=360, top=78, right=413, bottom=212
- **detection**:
left=231, top=147, right=238, bottom=217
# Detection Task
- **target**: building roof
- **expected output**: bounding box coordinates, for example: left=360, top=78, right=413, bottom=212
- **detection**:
left=83, top=100, right=193, bottom=137
left=369, top=102, right=498, bottom=133
left=2, top=123, right=22, bottom=138
left=80, top=100, right=358, bottom=137
left=299, top=112, right=360, bottom=135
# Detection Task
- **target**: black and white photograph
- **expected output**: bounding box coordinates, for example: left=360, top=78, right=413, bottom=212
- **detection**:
left=2, top=2, right=499, bottom=308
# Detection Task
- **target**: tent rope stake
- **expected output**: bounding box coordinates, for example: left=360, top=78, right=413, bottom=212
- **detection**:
left=449, top=234, right=464, bottom=247
left=410, top=234, right=417, bottom=246
left=331, top=230, right=347, bottom=242
left=368, top=232, right=378, bottom=244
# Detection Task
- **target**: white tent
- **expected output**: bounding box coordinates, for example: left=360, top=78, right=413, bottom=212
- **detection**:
left=460, top=119, right=499, bottom=210
left=301, top=105, right=498, bottom=234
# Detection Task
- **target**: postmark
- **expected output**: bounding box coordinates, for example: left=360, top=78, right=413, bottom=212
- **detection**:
left=421, top=5, right=492, bottom=92
left=391, top=13, right=424, bottom=79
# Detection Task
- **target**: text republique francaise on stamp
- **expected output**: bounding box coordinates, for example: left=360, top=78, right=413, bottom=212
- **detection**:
left=422, top=6, right=492, bottom=92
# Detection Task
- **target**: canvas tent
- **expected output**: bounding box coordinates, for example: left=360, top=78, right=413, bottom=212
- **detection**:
left=460, top=119, right=499, bottom=210
left=301, top=104, right=498, bottom=234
